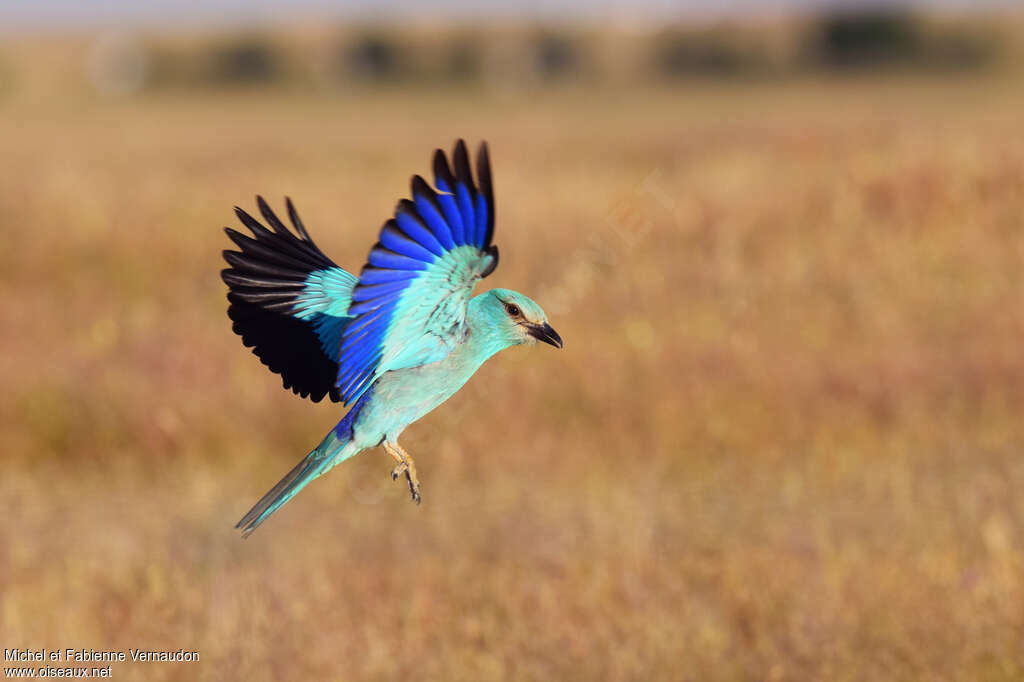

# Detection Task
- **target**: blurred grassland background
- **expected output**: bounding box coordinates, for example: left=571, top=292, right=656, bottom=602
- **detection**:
left=2, top=7, right=1024, bottom=681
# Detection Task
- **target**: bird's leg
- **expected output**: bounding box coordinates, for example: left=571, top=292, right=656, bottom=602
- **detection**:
left=383, top=441, right=421, bottom=504
left=387, top=449, right=408, bottom=480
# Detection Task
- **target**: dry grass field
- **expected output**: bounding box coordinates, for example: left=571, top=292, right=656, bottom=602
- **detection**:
left=1, top=49, right=1023, bottom=680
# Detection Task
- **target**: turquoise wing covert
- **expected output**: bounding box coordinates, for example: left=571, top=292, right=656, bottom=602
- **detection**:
left=335, top=140, right=499, bottom=404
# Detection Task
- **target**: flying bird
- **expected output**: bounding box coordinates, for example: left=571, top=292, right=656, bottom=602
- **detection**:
left=222, top=140, right=562, bottom=537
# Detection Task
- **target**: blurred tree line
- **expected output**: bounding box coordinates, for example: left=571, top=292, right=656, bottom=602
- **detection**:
left=0, top=9, right=1014, bottom=99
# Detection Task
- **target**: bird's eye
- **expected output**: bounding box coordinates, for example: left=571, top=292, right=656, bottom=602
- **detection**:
left=504, top=303, right=521, bottom=317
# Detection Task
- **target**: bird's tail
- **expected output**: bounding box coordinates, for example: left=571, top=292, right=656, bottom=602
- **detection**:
left=235, top=420, right=363, bottom=538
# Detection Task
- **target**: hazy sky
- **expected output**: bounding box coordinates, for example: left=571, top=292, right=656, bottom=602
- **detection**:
left=0, top=0, right=1016, bottom=33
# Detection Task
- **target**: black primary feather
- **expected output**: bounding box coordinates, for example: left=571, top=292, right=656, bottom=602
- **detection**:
left=222, top=196, right=349, bottom=403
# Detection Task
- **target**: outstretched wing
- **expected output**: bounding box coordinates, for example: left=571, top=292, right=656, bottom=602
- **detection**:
left=222, top=197, right=356, bottom=403
left=335, top=140, right=499, bottom=404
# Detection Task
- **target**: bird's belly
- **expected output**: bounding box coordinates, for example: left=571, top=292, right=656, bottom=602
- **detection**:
left=351, top=359, right=477, bottom=445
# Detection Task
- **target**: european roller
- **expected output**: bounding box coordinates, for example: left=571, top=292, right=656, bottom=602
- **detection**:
left=222, top=140, right=562, bottom=537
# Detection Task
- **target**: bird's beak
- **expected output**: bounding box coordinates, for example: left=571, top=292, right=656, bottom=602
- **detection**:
left=527, top=322, right=563, bottom=349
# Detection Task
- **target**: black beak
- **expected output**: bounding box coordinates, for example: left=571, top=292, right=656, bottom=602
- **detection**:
left=527, top=322, right=563, bottom=349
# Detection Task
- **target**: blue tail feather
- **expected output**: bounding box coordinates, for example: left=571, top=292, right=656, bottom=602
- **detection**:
left=236, top=387, right=373, bottom=537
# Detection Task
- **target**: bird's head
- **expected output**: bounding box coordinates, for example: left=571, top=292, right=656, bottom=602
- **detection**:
left=472, top=288, right=563, bottom=350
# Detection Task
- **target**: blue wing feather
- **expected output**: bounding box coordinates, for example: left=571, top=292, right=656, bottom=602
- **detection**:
left=452, top=140, right=480, bottom=245
left=475, top=194, right=489, bottom=247
left=435, top=191, right=465, bottom=244
left=455, top=185, right=476, bottom=245
left=367, top=248, right=429, bottom=271
left=412, top=177, right=456, bottom=249
left=379, top=222, right=439, bottom=263
left=333, top=140, right=497, bottom=405
left=357, top=266, right=417, bottom=285
left=350, top=280, right=415, bottom=303
left=395, top=209, right=445, bottom=256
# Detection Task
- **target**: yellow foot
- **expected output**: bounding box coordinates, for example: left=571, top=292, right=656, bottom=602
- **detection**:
left=384, top=442, right=422, bottom=504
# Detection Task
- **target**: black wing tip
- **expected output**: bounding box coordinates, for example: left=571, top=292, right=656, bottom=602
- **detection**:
left=224, top=227, right=255, bottom=250
left=221, top=251, right=244, bottom=271
left=284, top=196, right=298, bottom=221
left=227, top=196, right=337, bottom=269
left=481, top=245, right=499, bottom=278
left=234, top=197, right=293, bottom=236
left=429, top=138, right=490, bottom=195
left=452, top=139, right=474, bottom=188
left=411, top=174, right=435, bottom=198
left=476, top=143, right=490, bottom=186
left=432, top=147, right=459, bottom=194
left=256, top=196, right=290, bottom=234
left=475, top=141, right=491, bottom=176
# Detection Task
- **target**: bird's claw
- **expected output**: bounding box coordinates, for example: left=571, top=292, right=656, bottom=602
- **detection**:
left=391, top=462, right=408, bottom=481
left=387, top=453, right=421, bottom=504
left=406, top=471, right=422, bottom=505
